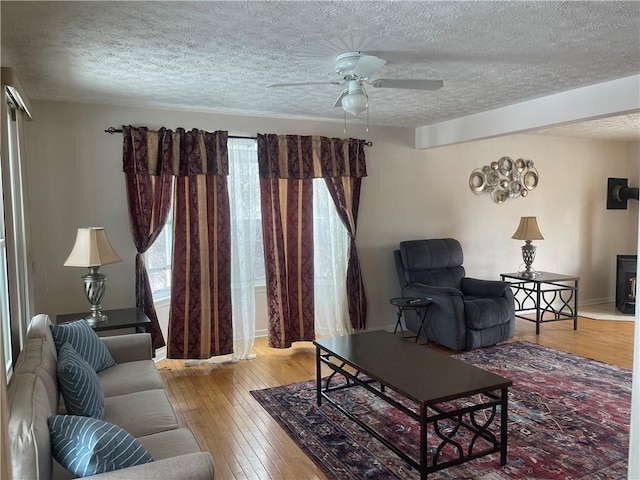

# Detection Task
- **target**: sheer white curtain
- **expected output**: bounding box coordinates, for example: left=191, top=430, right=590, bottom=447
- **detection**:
left=227, top=138, right=260, bottom=359
left=313, top=179, right=353, bottom=338
left=187, top=138, right=258, bottom=364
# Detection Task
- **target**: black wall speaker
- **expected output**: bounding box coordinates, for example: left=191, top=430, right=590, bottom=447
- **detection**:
left=607, top=177, right=639, bottom=210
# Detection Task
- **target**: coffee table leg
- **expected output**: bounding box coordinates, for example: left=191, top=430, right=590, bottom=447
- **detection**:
left=316, top=346, right=322, bottom=406
left=500, top=386, right=508, bottom=466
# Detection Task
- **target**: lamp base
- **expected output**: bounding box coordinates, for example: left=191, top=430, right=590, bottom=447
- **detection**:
left=82, top=267, right=108, bottom=327
left=521, top=240, right=538, bottom=276
left=519, top=270, right=539, bottom=279
left=85, top=313, right=108, bottom=327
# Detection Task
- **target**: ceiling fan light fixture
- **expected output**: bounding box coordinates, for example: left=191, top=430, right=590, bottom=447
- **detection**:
left=341, top=92, right=368, bottom=116
left=341, top=80, right=368, bottom=116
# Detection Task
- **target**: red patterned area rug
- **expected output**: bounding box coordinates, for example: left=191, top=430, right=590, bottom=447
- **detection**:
left=250, top=341, right=631, bottom=480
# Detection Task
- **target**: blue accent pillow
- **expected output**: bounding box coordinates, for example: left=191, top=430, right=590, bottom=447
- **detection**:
left=50, top=319, right=115, bottom=372
left=57, top=342, right=105, bottom=419
left=48, top=415, right=153, bottom=477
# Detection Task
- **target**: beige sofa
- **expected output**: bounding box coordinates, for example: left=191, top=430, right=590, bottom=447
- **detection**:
left=7, top=314, right=215, bottom=479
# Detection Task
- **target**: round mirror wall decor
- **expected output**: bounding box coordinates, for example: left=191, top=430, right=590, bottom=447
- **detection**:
left=469, top=156, right=538, bottom=203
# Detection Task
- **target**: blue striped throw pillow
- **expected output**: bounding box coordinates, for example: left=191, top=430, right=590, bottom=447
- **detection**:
left=48, top=415, right=153, bottom=477
left=57, top=342, right=105, bottom=419
left=50, top=319, right=115, bottom=372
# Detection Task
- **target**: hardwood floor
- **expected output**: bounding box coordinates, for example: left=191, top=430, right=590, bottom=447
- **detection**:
left=156, top=316, right=635, bottom=480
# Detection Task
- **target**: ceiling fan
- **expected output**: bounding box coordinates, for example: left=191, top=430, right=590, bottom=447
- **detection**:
left=267, top=51, right=443, bottom=116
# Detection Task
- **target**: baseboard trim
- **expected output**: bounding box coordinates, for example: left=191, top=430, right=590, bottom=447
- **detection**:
left=153, top=346, right=167, bottom=363
left=580, top=296, right=615, bottom=307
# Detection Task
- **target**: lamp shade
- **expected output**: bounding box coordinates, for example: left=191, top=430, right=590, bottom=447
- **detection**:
left=511, top=217, right=545, bottom=241
left=64, top=227, right=122, bottom=267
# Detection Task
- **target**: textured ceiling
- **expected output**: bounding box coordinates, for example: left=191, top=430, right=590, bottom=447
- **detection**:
left=529, top=112, right=640, bottom=142
left=1, top=1, right=639, bottom=140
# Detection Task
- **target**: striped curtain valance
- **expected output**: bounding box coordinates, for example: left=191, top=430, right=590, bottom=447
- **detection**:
left=122, top=126, right=229, bottom=177
left=257, top=134, right=367, bottom=179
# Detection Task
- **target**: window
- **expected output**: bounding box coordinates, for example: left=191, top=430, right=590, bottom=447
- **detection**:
left=145, top=138, right=347, bottom=307
left=145, top=138, right=266, bottom=299
left=227, top=138, right=265, bottom=286
left=0, top=175, right=11, bottom=378
left=1, top=69, right=34, bottom=378
left=146, top=206, right=173, bottom=301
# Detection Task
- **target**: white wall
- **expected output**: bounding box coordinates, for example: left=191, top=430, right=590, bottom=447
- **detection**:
left=360, top=133, right=635, bottom=327
left=25, top=100, right=635, bottom=337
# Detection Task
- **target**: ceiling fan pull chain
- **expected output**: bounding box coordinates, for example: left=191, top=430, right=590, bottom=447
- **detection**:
left=366, top=101, right=370, bottom=133
left=343, top=109, right=347, bottom=134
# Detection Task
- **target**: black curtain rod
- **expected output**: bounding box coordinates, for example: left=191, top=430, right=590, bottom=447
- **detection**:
left=104, top=127, right=372, bottom=147
left=104, top=127, right=255, bottom=141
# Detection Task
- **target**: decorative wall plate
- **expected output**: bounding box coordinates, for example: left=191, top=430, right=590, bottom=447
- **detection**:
left=469, top=171, right=485, bottom=192
left=523, top=171, right=539, bottom=190
left=469, top=156, right=538, bottom=203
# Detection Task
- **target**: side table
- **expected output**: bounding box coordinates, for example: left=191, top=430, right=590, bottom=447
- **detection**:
left=56, top=307, right=151, bottom=334
left=500, top=271, right=579, bottom=335
left=390, top=297, right=433, bottom=345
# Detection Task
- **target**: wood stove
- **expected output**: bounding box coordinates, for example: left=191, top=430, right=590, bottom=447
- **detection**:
left=616, top=255, right=637, bottom=314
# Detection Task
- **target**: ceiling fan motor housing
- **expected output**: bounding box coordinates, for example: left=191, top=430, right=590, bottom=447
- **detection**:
left=335, top=52, right=364, bottom=77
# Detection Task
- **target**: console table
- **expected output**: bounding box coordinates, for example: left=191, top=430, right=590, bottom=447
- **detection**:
left=56, top=307, right=151, bottom=334
left=500, top=272, right=579, bottom=334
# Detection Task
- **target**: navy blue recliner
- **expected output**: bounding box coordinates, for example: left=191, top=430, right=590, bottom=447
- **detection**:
left=394, top=238, right=515, bottom=351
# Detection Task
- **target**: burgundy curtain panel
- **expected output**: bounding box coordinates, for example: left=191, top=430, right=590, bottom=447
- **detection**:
left=259, top=176, right=314, bottom=348
left=123, top=126, right=232, bottom=359
left=324, top=175, right=367, bottom=329
left=122, top=126, right=173, bottom=351
left=257, top=134, right=368, bottom=348
left=166, top=129, right=232, bottom=359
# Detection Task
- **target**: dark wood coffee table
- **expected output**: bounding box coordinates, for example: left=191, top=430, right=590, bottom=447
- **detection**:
left=314, top=330, right=512, bottom=479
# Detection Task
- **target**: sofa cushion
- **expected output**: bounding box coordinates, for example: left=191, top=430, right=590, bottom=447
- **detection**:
left=98, top=360, right=163, bottom=397
left=63, top=453, right=215, bottom=480
left=48, top=415, right=153, bottom=477
left=104, top=389, right=179, bottom=438
left=50, top=320, right=115, bottom=372
left=57, top=343, right=105, bottom=419
left=51, top=430, right=208, bottom=480
left=137, top=428, right=205, bottom=460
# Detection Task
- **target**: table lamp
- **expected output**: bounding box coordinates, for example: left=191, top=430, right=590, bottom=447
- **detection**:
left=511, top=217, right=545, bottom=278
left=64, top=227, right=122, bottom=325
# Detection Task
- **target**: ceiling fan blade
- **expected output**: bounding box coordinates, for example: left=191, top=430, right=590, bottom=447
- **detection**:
left=353, top=55, right=387, bottom=78
left=369, top=79, right=443, bottom=90
left=267, top=81, right=343, bottom=88
left=333, top=90, right=347, bottom=108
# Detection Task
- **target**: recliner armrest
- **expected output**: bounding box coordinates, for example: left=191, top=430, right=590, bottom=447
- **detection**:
left=461, top=277, right=511, bottom=298
left=404, top=282, right=464, bottom=298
